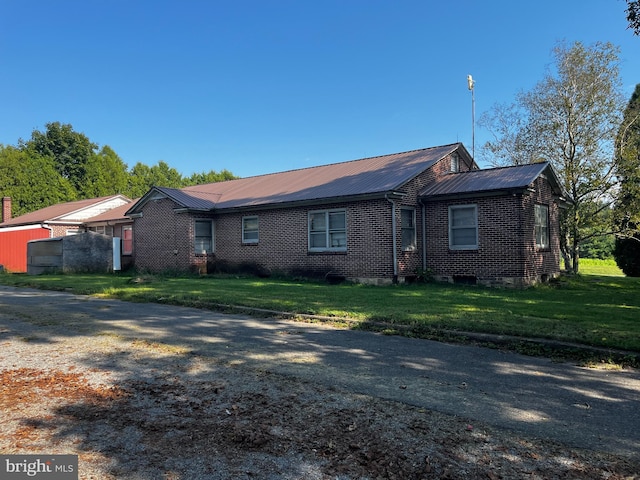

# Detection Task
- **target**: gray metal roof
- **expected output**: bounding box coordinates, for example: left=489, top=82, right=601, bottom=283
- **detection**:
left=420, top=162, right=560, bottom=199
left=130, top=143, right=464, bottom=213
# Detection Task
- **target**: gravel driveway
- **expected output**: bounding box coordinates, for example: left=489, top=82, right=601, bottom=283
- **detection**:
left=1, top=285, right=639, bottom=479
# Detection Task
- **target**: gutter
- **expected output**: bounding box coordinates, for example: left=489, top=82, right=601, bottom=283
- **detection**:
left=421, top=202, right=427, bottom=271
left=189, top=191, right=407, bottom=215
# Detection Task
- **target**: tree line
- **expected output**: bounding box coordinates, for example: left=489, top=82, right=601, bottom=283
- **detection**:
left=0, top=122, right=237, bottom=217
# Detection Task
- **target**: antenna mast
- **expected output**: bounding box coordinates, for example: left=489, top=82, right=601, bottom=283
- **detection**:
left=467, top=74, right=475, bottom=159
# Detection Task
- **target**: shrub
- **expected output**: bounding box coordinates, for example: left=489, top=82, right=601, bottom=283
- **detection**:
left=613, top=234, right=640, bottom=277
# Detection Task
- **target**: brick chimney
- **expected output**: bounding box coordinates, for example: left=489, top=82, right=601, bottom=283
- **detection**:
left=2, top=197, right=11, bottom=223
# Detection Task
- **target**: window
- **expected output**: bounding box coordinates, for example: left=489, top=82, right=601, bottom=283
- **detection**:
left=87, top=225, right=113, bottom=236
left=122, top=225, right=133, bottom=255
left=401, top=207, right=416, bottom=251
left=194, top=220, right=214, bottom=254
left=309, top=209, right=346, bottom=251
left=449, top=205, right=478, bottom=249
left=451, top=154, right=459, bottom=173
left=242, top=216, right=259, bottom=243
left=535, top=204, right=549, bottom=248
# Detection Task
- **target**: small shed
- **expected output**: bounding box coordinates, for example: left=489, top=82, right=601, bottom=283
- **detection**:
left=27, top=232, right=120, bottom=275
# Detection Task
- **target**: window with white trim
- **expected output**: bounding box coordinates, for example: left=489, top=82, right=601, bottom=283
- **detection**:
left=535, top=204, right=549, bottom=249
left=194, top=220, right=214, bottom=254
left=309, top=209, right=346, bottom=252
left=242, top=216, right=259, bottom=244
left=449, top=205, right=478, bottom=250
left=401, top=207, right=417, bottom=251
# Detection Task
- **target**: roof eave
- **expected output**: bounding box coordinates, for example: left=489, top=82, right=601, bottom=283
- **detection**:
left=421, top=188, right=528, bottom=202
left=52, top=194, right=131, bottom=221
left=125, top=187, right=187, bottom=216
left=213, top=191, right=407, bottom=214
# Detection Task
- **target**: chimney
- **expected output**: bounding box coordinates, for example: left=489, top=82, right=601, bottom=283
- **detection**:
left=2, top=197, right=11, bottom=223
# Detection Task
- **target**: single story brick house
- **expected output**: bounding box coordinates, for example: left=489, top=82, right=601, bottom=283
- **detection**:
left=0, top=195, right=132, bottom=272
left=126, top=143, right=568, bottom=286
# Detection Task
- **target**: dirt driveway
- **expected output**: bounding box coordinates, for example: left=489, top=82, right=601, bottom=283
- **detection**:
left=1, top=285, right=639, bottom=479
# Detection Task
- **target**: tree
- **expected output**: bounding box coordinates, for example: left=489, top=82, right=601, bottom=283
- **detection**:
left=627, top=0, right=640, bottom=35
left=20, top=122, right=98, bottom=193
left=126, top=161, right=185, bottom=198
left=81, top=146, right=130, bottom=198
left=479, top=41, right=625, bottom=273
left=0, top=145, right=76, bottom=216
left=613, top=83, right=640, bottom=276
left=184, top=169, right=238, bottom=186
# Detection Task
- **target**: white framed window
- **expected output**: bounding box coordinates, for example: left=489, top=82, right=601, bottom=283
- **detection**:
left=449, top=205, right=478, bottom=250
left=309, top=209, right=347, bottom=252
left=535, top=204, right=549, bottom=249
left=401, top=207, right=417, bottom=251
left=242, top=216, right=259, bottom=244
left=194, top=220, right=214, bottom=254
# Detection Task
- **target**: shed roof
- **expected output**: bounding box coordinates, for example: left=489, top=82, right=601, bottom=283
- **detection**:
left=129, top=143, right=468, bottom=214
left=419, top=162, right=566, bottom=199
left=0, top=195, right=132, bottom=227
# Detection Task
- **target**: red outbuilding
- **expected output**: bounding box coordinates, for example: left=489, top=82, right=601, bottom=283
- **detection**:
left=0, top=195, right=132, bottom=272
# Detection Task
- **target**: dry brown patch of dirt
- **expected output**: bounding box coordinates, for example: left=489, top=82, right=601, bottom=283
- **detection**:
left=1, top=359, right=639, bottom=479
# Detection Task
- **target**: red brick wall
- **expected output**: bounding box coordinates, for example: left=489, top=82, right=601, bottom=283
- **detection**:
left=214, top=199, right=396, bottom=280
left=133, top=198, right=202, bottom=272
left=394, top=153, right=473, bottom=278
left=521, top=176, right=562, bottom=282
left=424, top=179, right=561, bottom=286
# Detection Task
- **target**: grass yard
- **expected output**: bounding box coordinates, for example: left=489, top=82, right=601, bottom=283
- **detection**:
left=1, top=259, right=638, bottom=354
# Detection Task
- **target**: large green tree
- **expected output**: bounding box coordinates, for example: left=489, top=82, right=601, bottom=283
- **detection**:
left=0, top=145, right=76, bottom=217
left=184, top=169, right=237, bottom=186
left=479, top=41, right=625, bottom=273
left=82, top=145, right=130, bottom=198
left=20, top=122, right=98, bottom=193
left=613, top=84, right=640, bottom=275
left=126, top=161, right=185, bottom=198
left=5, top=122, right=239, bottom=210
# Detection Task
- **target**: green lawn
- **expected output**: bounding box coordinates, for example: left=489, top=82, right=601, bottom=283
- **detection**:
left=1, top=260, right=638, bottom=353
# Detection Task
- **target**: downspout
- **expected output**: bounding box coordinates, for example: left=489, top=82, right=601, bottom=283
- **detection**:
left=385, top=194, right=398, bottom=283
left=42, top=224, right=54, bottom=237
left=421, top=201, right=427, bottom=271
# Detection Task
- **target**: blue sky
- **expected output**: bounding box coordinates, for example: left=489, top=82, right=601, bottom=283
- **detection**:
left=1, top=1, right=638, bottom=178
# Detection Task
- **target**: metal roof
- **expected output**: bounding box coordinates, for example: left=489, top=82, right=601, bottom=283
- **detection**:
left=0, top=195, right=132, bottom=227
left=130, top=143, right=464, bottom=213
left=420, top=162, right=561, bottom=199
left=83, top=199, right=139, bottom=223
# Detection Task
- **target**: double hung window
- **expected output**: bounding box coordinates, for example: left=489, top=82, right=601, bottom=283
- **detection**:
left=401, top=207, right=416, bottom=251
left=449, top=205, right=478, bottom=250
left=195, top=220, right=214, bottom=254
left=309, top=209, right=347, bottom=252
left=242, top=216, right=259, bottom=244
left=535, top=204, right=549, bottom=249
